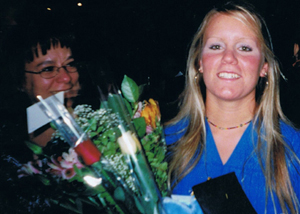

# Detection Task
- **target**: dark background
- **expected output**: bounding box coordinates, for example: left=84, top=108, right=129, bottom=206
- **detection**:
left=1, top=0, right=298, bottom=81
left=1, top=0, right=299, bottom=121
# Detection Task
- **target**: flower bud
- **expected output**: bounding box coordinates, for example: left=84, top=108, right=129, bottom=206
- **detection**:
left=117, top=131, right=142, bottom=155
left=74, top=139, right=101, bottom=165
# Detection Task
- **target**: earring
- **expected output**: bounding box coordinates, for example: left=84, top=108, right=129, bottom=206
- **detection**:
left=264, top=72, right=269, bottom=86
left=195, top=72, right=199, bottom=83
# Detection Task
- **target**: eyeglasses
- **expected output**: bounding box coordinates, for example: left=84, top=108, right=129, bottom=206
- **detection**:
left=25, top=62, right=78, bottom=79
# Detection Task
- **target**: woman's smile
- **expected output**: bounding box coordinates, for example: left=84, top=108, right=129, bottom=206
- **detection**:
left=217, top=72, right=240, bottom=79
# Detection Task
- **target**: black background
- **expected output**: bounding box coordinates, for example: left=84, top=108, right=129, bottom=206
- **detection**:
left=1, top=0, right=298, bottom=82
left=1, top=0, right=299, bottom=122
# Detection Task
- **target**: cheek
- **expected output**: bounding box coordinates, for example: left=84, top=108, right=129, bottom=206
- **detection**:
left=242, top=55, right=262, bottom=68
left=23, top=75, right=53, bottom=100
left=201, top=53, right=218, bottom=69
left=31, top=76, right=54, bottom=94
left=23, top=74, right=33, bottom=91
left=70, top=72, right=79, bottom=84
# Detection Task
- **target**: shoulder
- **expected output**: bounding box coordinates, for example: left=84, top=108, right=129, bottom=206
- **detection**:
left=164, top=118, right=189, bottom=145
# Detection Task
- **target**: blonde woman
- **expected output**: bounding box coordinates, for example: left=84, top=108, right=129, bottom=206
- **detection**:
left=165, top=2, right=300, bottom=213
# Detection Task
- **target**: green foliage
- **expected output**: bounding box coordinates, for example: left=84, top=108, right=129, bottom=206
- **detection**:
left=132, top=117, right=146, bottom=138
left=140, top=125, right=168, bottom=196
left=25, top=140, right=43, bottom=155
left=48, top=75, right=169, bottom=212
left=121, top=75, right=139, bottom=103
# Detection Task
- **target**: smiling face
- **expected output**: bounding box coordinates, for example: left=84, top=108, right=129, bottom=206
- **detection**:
left=200, top=13, right=268, bottom=103
left=24, top=43, right=80, bottom=103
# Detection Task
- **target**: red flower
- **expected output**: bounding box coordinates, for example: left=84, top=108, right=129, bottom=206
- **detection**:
left=74, top=139, right=102, bottom=165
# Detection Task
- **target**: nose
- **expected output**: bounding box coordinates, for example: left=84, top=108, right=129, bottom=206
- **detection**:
left=221, top=49, right=238, bottom=64
left=56, top=67, right=71, bottom=83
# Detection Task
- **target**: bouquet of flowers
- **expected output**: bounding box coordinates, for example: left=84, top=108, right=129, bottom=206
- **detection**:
left=19, top=75, right=168, bottom=213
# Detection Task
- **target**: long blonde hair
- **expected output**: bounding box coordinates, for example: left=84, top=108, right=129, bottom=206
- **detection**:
left=167, top=2, right=299, bottom=213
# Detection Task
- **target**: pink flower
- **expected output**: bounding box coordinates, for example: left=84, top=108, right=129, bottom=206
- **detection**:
left=47, top=148, right=84, bottom=180
left=18, top=160, right=43, bottom=178
left=47, top=156, right=65, bottom=177
left=133, top=102, right=143, bottom=118
left=61, top=168, right=77, bottom=180
left=146, top=125, right=153, bottom=135
left=60, top=148, right=84, bottom=169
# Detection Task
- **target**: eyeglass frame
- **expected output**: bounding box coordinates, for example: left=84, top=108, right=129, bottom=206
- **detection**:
left=24, top=65, right=78, bottom=79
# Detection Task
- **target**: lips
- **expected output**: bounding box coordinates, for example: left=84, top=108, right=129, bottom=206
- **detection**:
left=64, top=89, right=79, bottom=98
left=218, top=72, right=240, bottom=79
left=51, top=86, right=73, bottom=96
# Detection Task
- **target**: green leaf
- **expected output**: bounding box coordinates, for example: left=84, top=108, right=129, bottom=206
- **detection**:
left=107, top=141, right=115, bottom=150
left=38, top=175, right=51, bottom=185
left=138, top=84, right=146, bottom=99
left=132, top=117, right=146, bottom=138
left=121, top=75, right=139, bottom=103
left=90, top=121, right=97, bottom=131
left=24, top=141, right=43, bottom=155
left=155, top=148, right=165, bottom=162
left=107, top=94, right=131, bottom=125
left=107, top=130, right=117, bottom=142
left=93, top=139, right=101, bottom=145
left=73, top=164, right=82, bottom=177
left=113, top=186, right=125, bottom=202
left=89, top=132, right=98, bottom=138
left=50, top=122, right=57, bottom=130
left=123, top=98, right=133, bottom=117
left=146, top=151, right=154, bottom=160
left=100, top=101, right=108, bottom=109
left=160, top=162, right=168, bottom=171
left=97, top=126, right=104, bottom=133
left=101, top=135, right=108, bottom=145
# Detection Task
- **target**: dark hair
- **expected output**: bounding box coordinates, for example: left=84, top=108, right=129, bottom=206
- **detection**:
left=0, top=19, right=76, bottom=91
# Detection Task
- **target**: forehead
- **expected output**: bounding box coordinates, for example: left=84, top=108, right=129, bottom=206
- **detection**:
left=31, top=42, right=72, bottom=59
left=204, top=13, right=258, bottom=40
left=32, top=43, right=72, bottom=61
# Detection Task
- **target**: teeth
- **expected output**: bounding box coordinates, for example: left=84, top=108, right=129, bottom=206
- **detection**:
left=218, top=73, right=240, bottom=79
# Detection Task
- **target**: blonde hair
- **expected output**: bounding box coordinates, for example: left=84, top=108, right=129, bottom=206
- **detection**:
left=167, top=3, right=299, bottom=213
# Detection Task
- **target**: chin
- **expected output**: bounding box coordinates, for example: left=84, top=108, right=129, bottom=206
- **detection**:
left=64, top=89, right=79, bottom=99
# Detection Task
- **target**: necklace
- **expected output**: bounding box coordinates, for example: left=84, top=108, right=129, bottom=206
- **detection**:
left=206, top=117, right=251, bottom=130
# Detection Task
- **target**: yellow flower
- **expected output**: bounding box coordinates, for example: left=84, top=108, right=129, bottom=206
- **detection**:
left=141, top=98, right=161, bottom=128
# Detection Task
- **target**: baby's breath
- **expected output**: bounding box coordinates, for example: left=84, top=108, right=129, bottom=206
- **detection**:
left=53, top=103, right=168, bottom=196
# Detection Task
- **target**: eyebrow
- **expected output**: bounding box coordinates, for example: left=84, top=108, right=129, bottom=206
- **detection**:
left=36, top=55, right=74, bottom=67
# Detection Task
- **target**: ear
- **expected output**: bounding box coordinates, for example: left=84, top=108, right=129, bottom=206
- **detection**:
left=294, top=43, right=299, bottom=56
left=259, top=62, right=269, bottom=77
left=198, top=60, right=203, bottom=73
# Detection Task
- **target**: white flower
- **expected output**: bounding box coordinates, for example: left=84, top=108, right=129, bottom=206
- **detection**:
left=117, top=130, right=141, bottom=155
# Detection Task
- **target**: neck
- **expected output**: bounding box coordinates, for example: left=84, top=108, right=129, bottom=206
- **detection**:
left=205, top=96, right=256, bottom=128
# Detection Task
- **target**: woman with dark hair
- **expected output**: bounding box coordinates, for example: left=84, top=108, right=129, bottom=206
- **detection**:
left=0, top=20, right=81, bottom=144
left=0, top=19, right=95, bottom=213
left=165, top=2, right=300, bottom=213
